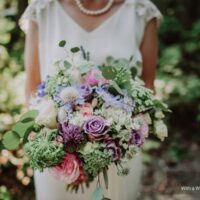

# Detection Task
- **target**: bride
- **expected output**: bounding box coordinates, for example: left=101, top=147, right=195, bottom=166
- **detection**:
left=20, top=0, right=162, bottom=199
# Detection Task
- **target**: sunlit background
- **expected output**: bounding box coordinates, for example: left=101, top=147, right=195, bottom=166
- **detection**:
left=0, top=0, right=200, bottom=200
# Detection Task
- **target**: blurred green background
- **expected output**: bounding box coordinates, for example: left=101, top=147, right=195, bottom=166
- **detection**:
left=0, top=0, right=200, bottom=200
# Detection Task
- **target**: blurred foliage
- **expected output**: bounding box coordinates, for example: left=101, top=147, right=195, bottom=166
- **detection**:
left=0, top=186, right=12, bottom=200
left=0, top=0, right=200, bottom=199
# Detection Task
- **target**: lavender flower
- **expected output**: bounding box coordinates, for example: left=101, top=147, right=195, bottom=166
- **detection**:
left=83, top=116, right=109, bottom=141
left=105, top=139, right=122, bottom=161
left=96, top=85, right=135, bottom=112
left=96, top=87, right=123, bottom=108
left=36, top=82, right=47, bottom=97
left=59, top=122, right=83, bottom=150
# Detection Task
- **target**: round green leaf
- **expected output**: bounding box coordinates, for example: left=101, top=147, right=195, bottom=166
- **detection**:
left=59, top=40, right=66, bottom=47
left=70, top=47, right=80, bottom=53
left=13, top=121, right=35, bottom=138
left=64, top=60, right=72, bottom=69
left=20, top=110, right=38, bottom=123
left=2, top=131, right=20, bottom=150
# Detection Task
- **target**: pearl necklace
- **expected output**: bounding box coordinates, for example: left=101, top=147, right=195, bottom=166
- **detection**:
left=74, top=0, right=114, bottom=16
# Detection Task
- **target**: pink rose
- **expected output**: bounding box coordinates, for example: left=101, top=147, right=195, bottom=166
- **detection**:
left=50, top=153, right=81, bottom=184
left=73, top=166, right=87, bottom=185
left=80, top=103, right=93, bottom=116
left=84, top=69, right=108, bottom=86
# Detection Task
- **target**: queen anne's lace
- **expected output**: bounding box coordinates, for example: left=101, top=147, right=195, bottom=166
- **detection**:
left=19, top=0, right=55, bottom=33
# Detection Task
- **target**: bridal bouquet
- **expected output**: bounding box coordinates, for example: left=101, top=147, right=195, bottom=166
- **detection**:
left=3, top=41, right=169, bottom=199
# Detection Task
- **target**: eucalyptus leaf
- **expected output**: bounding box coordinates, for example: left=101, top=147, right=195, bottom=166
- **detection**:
left=20, top=110, right=38, bottom=123
left=59, top=40, right=66, bottom=47
left=99, top=67, right=118, bottom=80
left=13, top=121, right=35, bottom=138
left=2, top=131, right=20, bottom=150
left=64, top=60, right=72, bottom=69
left=91, top=187, right=103, bottom=200
left=71, top=47, right=80, bottom=53
left=117, top=58, right=129, bottom=68
left=105, top=56, right=115, bottom=65
left=80, top=65, right=90, bottom=75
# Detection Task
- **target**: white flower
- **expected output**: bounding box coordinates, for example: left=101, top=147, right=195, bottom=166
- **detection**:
left=69, top=112, right=88, bottom=127
left=115, top=124, right=122, bottom=131
left=155, top=110, right=165, bottom=119
left=154, top=120, right=168, bottom=141
left=107, top=118, right=114, bottom=126
left=59, top=87, right=78, bottom=104
left=80, top=142, right=99, bottom=155
left=144, top=113, right=152, bottom=124
left=35, top=97, right=57, bottom=129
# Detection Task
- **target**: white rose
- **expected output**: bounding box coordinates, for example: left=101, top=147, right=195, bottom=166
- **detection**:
left=35, top=97, right=57, bottom=129
left=154, top=120, right=168, bottom=141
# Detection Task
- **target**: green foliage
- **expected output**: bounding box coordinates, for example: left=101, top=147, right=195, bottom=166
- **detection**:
left=0, top=186, right=12, bottom=200
left=59, top=40, right=66, bottom=47
left=103, top=168, right=109, bottom=189
left=82, top=149, right=111, bottom=177
left=20, top=110, right=38, bottom=122
left=24, top=128, right=65, bottom=171
left=2, top=110, right=38, bottom=150
left=64, top=60, right=72, bottom=69
left=2, top=131, right=20, bottom=150
left=70, top=47, right=80, bottom=53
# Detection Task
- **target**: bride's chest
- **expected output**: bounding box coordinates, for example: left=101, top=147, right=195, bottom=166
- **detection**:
left=39, top=2, right=144, bottom=64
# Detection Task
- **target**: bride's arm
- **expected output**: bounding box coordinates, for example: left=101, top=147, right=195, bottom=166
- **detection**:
left=140, top=18, right=158, bottom=91
left=24, top=21, right=41, bottom=105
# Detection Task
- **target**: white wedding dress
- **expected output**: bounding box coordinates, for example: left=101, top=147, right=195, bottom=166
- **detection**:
left=20, top=0, right=162, bottom=199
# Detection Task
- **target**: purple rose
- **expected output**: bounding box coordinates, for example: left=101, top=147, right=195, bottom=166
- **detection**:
left=59, top=122, right=83, bottom=150
left=105, top=139, right=122, bottom=161
left=129, top=129, right=145, bottom=147
left=83, top=116, right=108, bottom=141
left=78, top=84, right=92, bottom=100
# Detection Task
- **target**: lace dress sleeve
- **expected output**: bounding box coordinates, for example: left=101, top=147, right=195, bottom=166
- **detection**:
left=135, top=0, right=163, bottom=27
left=19, top=0, right=53, bottom=33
